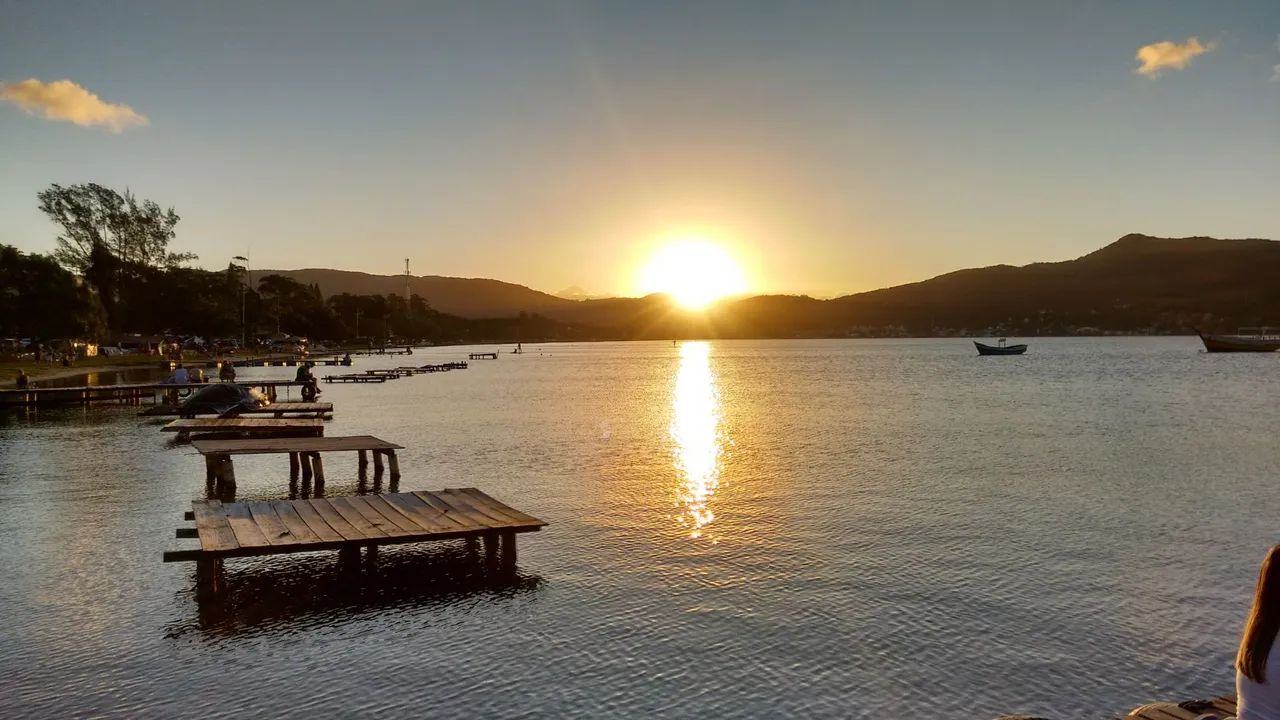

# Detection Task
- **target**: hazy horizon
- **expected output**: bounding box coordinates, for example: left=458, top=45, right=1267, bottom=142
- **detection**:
left=3, top=1, right=1279, bottom=299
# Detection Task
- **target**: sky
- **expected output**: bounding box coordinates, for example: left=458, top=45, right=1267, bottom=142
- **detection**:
left=2, top=0, right=1278, bottom=298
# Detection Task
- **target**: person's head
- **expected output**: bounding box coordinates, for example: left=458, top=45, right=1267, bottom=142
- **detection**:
left=1239, top=544, right=1280, bottom=682
left=176, top=363, right=183, bottom=369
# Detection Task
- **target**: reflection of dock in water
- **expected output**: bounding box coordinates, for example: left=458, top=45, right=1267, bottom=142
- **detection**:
left=172, top=543, right=543, bottom=637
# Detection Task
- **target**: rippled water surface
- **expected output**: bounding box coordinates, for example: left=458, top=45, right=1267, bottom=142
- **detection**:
left=1, top=338, right=1275, bottom=718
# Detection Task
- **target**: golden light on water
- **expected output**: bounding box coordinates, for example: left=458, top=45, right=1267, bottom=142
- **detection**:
left=637, top=237, right=748, bottom=310
left=671, top=341, right=724, bottom=539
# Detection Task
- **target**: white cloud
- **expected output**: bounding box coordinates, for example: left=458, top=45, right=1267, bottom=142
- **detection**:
left=0, top=78, right=148, bottom=132
left=1134, top=37, right=1216, bottom=77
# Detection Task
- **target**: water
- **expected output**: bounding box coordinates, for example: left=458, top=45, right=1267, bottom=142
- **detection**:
left=0, top=338, right=1275, bottom=719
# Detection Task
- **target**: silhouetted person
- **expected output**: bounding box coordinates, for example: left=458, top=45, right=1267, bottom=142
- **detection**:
left=15, top=368, right=30, bottom=388
left=219, top=362, right=236, bottom=382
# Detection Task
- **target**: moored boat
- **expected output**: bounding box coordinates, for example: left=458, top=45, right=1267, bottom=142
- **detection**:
left=1196, top=328, right=1280, bottom=353
left=974, top=338, right=1027, bottom=356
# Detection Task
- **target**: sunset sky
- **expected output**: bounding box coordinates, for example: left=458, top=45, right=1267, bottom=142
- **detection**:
left=2, top=1, right=1278, bottom=298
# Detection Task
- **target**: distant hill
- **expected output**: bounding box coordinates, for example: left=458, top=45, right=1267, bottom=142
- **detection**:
left=262, top=235, right=1280, bottom=338
left=255, top=268, right=577, bottom=318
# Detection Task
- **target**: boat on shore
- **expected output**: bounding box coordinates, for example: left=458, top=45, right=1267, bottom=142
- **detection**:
left=974, top=338, right=1027, bottom=356
left=1196, top=328, right=1280, bottom=353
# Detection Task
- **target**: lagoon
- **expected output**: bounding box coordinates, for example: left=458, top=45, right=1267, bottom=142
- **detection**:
left=0, top=338, right=1273, bottom=718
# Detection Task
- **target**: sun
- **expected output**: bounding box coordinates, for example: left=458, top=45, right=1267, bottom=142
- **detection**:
left=637, top=239, right=748, bottom=309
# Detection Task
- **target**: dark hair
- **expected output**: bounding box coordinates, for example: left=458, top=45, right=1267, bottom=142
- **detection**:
left=1238, top=545, right=1280, bottom=683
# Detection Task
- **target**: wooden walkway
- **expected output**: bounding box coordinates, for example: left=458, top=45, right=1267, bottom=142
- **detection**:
left=323, top=374, right=386, bottom=383
left=1123, top=696, right=1237, bottom=720
left=0, top=379, right=306, bottom=407
left=141, top=401, right=333, bottom=418
left=469, top=352, right=498, bottom=360
left=163, top=418, right=325, bottom=440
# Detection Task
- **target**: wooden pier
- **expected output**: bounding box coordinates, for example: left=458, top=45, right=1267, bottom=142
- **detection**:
left=0, top=379, right=306, bottom=407
left=165, top=489, right=546, bottom=596
left=323, top=374, right=387, bottom=383
left=1123, top=695, right=1237, bottom=720
left=191, top=435, right=403, bottom=499
left=353, top=346, right=414, bottom=355
left=469, top=352, right=498, bottom=360
left=140, top=401, right=334, bottom=418
left=163, top=417, right=325, bottom=440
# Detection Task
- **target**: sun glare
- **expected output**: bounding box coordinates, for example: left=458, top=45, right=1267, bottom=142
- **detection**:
left=637, top=239, right=748, bottom=309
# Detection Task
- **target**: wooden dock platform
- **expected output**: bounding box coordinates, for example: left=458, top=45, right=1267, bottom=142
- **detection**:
left=166, top=490, right=545, bottom=562
left=141, top=401, right=334, bottom=418
left=191, top=435, right=403, bottom=499
left=0, top=379, right=306, bottom=407
left=1123, top=695, right=1237, bottom=720
left=164, top=489, right=546, bottom=596
left=323, top=374, right=387, bottom=383
left=163, top=418, right=325, bottom=440
left=468, top=352, right=498, bottom=360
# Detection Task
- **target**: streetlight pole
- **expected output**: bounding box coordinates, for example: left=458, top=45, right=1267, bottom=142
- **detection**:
left=233, top=254, right=249, bottom=350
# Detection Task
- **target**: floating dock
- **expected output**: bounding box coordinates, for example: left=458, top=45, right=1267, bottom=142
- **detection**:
left=323, top=374, right=387, bottom=383
left=469, top=352, right=498, bottom=360
left=0, top=379, right=306, bottom=407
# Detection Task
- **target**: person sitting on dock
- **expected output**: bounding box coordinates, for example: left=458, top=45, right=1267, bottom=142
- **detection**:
left=218, top=361, right=236, bottom=382
left=296, top=362, right=321, bottom=401
left=189, top=367, right=205, bottom=383
left=170, top=363, right=189, bottom=384
left=15, top=368, right=30, bottom=389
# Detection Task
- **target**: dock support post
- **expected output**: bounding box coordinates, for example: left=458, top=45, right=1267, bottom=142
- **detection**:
left=289, top=452, right=300, bottom=481
left=500, top=531, right=517, bottom=570
left=205, top=456, right=218, bottom=496
left=217, top=455, right=237, bottom=502
left=195, top=558, right=224, bottom=599
left=358, top=450, right=368, bottom=479
left=310, top=452, right=325, bottom=496
left=386, top=451, right=400, bottom=482
left=372, top=451, right=384, bottom=479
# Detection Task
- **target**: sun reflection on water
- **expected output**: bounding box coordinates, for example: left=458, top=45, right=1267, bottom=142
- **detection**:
left=671, top=341, right=723, bottom=539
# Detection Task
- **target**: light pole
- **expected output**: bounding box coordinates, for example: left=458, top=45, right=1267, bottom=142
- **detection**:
left=233, top=254, right=249, bottom=350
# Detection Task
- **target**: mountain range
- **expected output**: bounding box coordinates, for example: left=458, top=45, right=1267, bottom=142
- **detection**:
left=261, top=234, right=1280, bottom=338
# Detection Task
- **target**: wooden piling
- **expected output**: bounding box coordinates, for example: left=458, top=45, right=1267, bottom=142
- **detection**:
left=289, top=452, right=300, bottom=481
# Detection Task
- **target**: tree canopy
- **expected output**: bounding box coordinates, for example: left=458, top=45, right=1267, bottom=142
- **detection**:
left=38, top=183, right=193, bottom=274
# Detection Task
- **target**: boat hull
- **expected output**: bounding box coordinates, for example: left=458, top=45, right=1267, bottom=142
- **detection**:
left=974, top=341, right=1027, bottom=356
left=1197, top=331, right=1280, bottom=353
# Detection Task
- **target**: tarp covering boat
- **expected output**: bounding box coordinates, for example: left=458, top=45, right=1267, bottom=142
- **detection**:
left=178, top=384, right=263, bottom=418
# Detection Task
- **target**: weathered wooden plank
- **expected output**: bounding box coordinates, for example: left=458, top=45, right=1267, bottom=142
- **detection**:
left=301, top=499, right=363, bottom=541
left=363, top=495, right=431, bottom=534
left=455, top=488, right=546, bottom=526
left=417, top=490, right=499, bottom=528
left=222, top=502, right=271, bottom=547
left=288, top=500, right=343, bottom=542
left=437, top=488, right=520, bottom=526
left=271, top=501, right=324, bottom=544
left=191, top=500, right=239, bottom=552
left=343, top=496, right=413, bottom=536
left=246, top=501, right=296, bottom=545
left=385, top=492, right=471, bottom=532
left=326, top=496, right=390, bottom=539
left=412, top=491, right=487, bottom=529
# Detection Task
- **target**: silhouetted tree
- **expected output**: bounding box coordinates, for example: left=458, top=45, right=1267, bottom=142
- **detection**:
left=37, top=183, right=192, bottom=273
